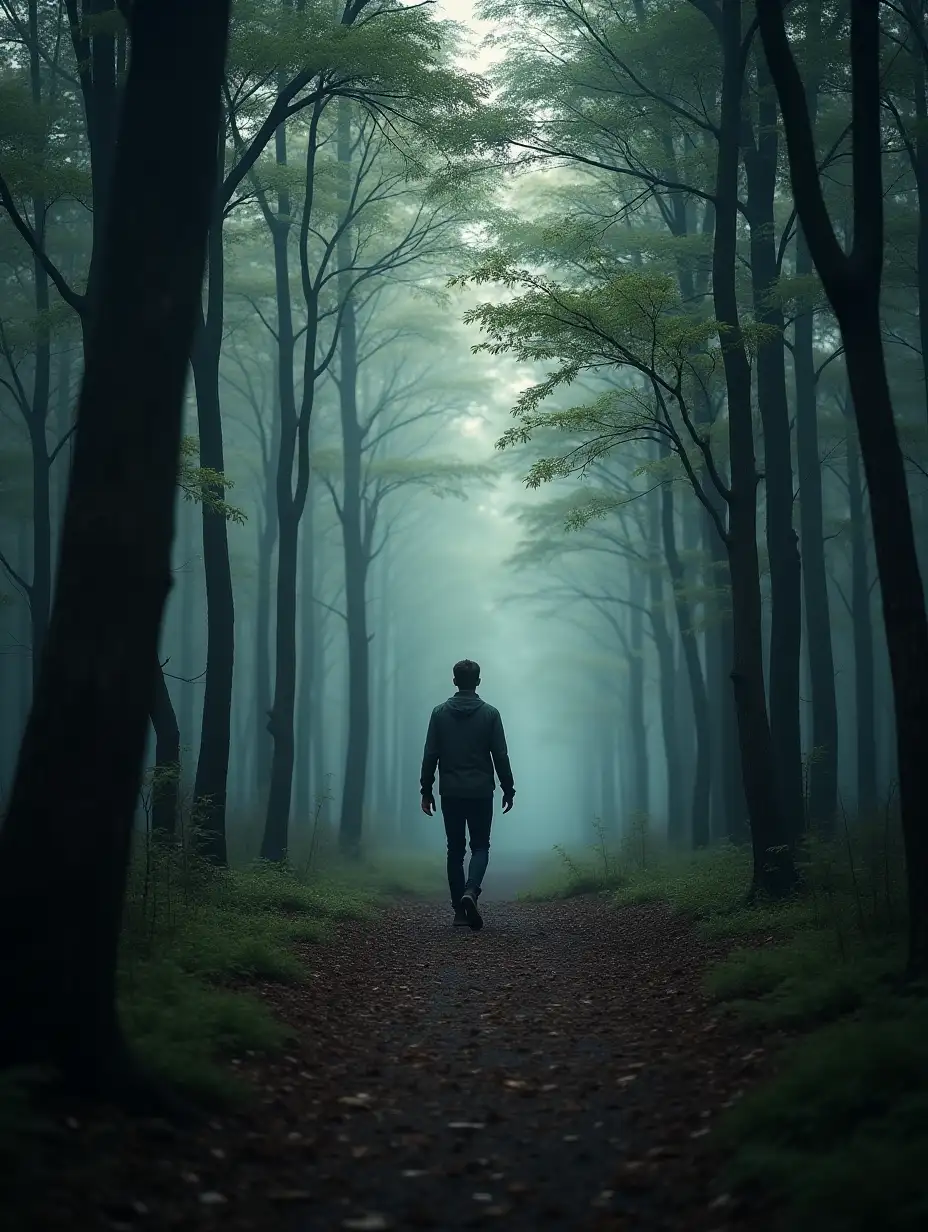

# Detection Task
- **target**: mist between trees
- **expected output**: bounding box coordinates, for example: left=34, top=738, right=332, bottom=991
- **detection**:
left=1, top=0, right=928, bottom=1064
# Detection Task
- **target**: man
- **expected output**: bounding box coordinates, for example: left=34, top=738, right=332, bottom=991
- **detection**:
left=420, top=659, right=515, bottom=931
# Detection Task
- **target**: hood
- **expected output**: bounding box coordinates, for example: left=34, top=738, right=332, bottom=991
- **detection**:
left=445, top=691, right=485, bottom=719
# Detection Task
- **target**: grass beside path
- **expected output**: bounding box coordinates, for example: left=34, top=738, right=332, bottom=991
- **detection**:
left=527, top=821, right=927, bottom=1232
left=0, top=837, right=444, bottom=1210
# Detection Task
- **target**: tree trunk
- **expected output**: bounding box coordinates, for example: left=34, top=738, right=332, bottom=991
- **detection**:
left=263, top=511, right=298, bottom=861
left=52, top=337, right=74, bottom=545
left=150, top=657, right=180, bottom=839
left=844, top=396, right=877, bottom=815
left=178, top=495, right=197, bottom=757
left=0, top=0, right=229, bottom=1095
left=25, top=3, right=51, bottom=680
left=791, top=13, right=839, bottom=830
left=337, top=294, right=371, bottom=856
left=262, top=91, right=319, bottom=862
left=795, top=227, right=839, bottom=830
left=661, top=472, right=711, bottom=848
left=294, top=488, right=316, bottom=822
left=759, top=0, right=928, bottom=968
left=714, top=0, right=794, bottom=895
left=254, top=501, right=276, bottom=803
left=627, top=565, right=649, bottom=819
left=647, top=508, right=681, bottom=840
left=190, top=200, right=233, bottom=867
left=744, top=59, right=805, bottom=844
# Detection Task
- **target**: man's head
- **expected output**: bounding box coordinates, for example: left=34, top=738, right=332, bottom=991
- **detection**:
left=453, top=659, right=481, bottom=691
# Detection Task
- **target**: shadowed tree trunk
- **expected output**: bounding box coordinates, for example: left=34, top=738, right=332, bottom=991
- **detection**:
left=262, top=93, right=325, bottom=862
left=791, top=1, right=838, bottom=830
left=713, top=0, right=794, bottom=896
left=759, top=0, right=928, bottom=973
left=844, top=393, right=877, bottom=816
left=0, top=0, right=230, bottom=1097
left=648, top=489, right=682, bottom=840
left=744, top=50, right=804, bottom=844
left=190, top=194, right=233, bottom=866
left=294, top=484, right=317, bottom=823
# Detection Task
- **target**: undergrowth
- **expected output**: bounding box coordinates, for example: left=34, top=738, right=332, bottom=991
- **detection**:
left=532, top=803, right=922, bottom=1231
left=0, top=791, right=427, bottom=1197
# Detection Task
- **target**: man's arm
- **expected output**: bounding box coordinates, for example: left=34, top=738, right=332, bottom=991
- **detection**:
left=420, top=709, right=439, bottom=804
left=490, top=710, right=515, bottom=802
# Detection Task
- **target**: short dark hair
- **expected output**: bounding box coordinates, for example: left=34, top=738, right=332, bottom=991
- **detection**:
left=453, top=659, right=480, bottom=690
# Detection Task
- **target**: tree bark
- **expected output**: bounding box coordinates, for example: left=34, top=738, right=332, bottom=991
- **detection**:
left=0, top=0, right=230, bottom=1094
left=294, top=487, right=316, bottom=822
left=647, top=490, right=682, bottom=840
left=714, top=0, right=794, bottom=895
left=190, top=225, right=233, bottom=865
left=844, top=395, right=877, bottom=816
left=744, top=53, right=805, bottom=843
left=262, top=100, right=320, bottom=861
left=795, top=228, right=839, bottom=829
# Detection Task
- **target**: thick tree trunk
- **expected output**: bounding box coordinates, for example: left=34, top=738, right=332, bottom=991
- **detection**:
left=0, top=0, right=229, bottom=1095
left=714, top=0, right=795, bottom=895
left=150, top=657, right=180, bottom=839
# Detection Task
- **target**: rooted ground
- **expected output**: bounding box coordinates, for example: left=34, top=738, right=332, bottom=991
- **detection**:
left=21, top=895, right=779, bottom=1231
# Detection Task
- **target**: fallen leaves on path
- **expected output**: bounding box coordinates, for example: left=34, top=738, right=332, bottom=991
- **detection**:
left=13, top=899, right=780, bottom=1230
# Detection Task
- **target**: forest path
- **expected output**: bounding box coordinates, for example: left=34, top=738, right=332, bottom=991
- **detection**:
left=37, top=898, right=774, bottom=1232
left=231, top=897, right=769, bottom=1232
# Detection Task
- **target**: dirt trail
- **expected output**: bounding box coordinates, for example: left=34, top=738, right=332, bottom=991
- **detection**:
left=30, top=897, right=775, bottom=1231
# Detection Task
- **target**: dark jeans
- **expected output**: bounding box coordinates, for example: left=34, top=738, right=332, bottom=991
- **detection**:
left=441, top=796, right=493, bottom=910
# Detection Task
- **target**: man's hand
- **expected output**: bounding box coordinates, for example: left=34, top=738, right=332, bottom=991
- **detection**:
left=421, top=794, right=436, bottom=816
left=502, top=794, right=514, bottom=814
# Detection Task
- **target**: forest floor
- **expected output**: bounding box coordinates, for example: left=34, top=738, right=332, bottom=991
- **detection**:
left=11, top=889, right=782, bottom=1232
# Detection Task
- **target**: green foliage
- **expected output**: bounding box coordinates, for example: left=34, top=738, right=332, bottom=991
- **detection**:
left=116, top=816, right=382, bottom=1101
left=177, top=436, right=247, bottom=524
left=719, top=1000, right=928, bottom=1232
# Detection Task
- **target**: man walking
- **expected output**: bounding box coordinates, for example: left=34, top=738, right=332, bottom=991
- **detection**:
left=420, top=659, right=515, bottom=931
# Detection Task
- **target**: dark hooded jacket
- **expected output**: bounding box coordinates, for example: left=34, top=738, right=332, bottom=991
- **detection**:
left=420, top=690, right=515, bottom=801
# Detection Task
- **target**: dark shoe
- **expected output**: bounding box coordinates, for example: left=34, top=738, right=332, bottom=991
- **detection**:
left=460, top=889, right=483, bottom=931
left=453, top=909, right=470, bottom=928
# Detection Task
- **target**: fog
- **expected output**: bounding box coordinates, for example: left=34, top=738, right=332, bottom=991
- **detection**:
left=0, top=0, right=916, bottom=894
